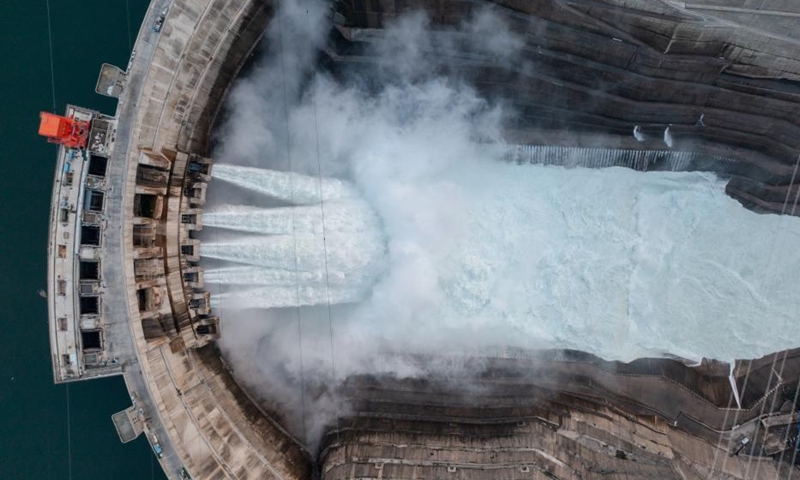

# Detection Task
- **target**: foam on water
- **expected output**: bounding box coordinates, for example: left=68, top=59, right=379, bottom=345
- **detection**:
left=204, top=163, right=800, bottom=362
left=404, top=163, right=800, bottom=362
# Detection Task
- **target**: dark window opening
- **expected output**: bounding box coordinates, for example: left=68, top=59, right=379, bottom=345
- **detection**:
left=183, top=187, right=199, bottom=198
left=80, top=225, right=101, bottom=246
left=79, top=261, right=99, bottom=280
left=189, top=298, right=205, bottom=308
left=196, top=324, right=216, bottom=335
left=134, top=194, right=159, bottom=218
left=181, top=214, right=196, bottom=224
left=79, top=296, right=99, bottom=315
left=136, top=288, right=155, bottom=312
left=60, top=208, right=70, bottom=223
left=81, top=330, right=102, bottom=351
left=188, top=161, right=209, bottom=175
left=84, top=190, right=105, bottom=212
left=57, top=280, right=67, bottom=296
left=183, top=272, right=198, bottom=283
left=181, top=245, right=194, bottom=256
left=88, top=156, right=108, bottom=177
left=64, top=172, right=74, bottom=186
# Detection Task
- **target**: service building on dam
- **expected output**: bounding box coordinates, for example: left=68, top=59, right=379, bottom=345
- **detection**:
left=40, top=0, right=800, bottom=479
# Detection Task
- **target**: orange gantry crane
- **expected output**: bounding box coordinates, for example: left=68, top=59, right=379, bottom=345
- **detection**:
left=38, top=112, right=89, bottom=149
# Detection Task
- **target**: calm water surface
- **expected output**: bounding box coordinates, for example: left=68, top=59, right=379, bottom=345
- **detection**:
left=0, top=1, right=167, bottom=478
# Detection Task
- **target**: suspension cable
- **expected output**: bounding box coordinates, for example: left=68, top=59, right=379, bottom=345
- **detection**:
left=305, top=4, right=343, bottom=448
left=276, top=2, right=308, bottom=445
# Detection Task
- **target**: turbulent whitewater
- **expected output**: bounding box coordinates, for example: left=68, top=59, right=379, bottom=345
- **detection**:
left=201, top=163, right=800, bottom=363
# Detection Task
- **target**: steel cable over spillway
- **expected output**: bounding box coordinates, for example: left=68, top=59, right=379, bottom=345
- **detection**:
left=276, top=2, right=308, bottom=445
left=709, top=151, right=800, bottom=480
left=305, top=5, right=343, bottom=448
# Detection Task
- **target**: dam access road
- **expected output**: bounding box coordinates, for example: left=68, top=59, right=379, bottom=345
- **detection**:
left=41, top=0, right=800, bottom=479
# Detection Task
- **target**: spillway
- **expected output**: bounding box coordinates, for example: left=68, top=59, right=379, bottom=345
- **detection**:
left=203, top=202, right=379, bottom=236
left=204, top=266, right=348, bottom=287
left=201, top=235, right=384, bottom=274
left=201, top=166, right=386, bottom=307
left=505, top=144, right=737, bottom=172
left=211, top=164, right=358, bottom=204
left=213, top=286, right=363, bottom=309
left=204, top=162, right=800, bottom=363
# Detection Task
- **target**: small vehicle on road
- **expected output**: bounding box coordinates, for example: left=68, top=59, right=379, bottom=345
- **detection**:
left=153, top=8, right=168, bottom=32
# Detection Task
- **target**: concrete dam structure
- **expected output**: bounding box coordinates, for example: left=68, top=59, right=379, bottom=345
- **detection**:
left=40, top=0, right=800, bottom=479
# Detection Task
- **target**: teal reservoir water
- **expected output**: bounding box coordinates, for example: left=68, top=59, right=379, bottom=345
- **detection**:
left=0, top=1, right=167, bottom=478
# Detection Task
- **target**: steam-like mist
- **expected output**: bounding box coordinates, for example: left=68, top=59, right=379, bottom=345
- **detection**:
left=204, top=0, right=800, bottom=444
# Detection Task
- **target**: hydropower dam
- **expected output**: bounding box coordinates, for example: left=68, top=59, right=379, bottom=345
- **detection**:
left=39, top=0, right=800, bottom=479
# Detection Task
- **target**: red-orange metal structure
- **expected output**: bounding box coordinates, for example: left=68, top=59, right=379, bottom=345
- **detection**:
left=38, top=112, right=89, bottom=149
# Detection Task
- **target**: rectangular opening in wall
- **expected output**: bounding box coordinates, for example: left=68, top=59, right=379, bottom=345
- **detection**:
left=137, top=287, right=155, bottom=313
left=64, top=171, right=74, bottom=186
left=183, top=272, right=198, bottom=283
left=58, top=317, right=68, bottom=331
left=189, top=298, right=205, bottom=309
left=57, top=280, right=67, bottom=296
left=180, top=245, right=194, bottom=256
left=58, top=245, right=67, bottom=258
left=79, top=260, right=99, bottom=280
left=60, top=208, right=70, bottom=223
left=184, top=186, right=199, bottom=199
left=88, top=156, right=108, bottom=177
left=188, top=161, right=209, bottom=175
left=80, top=225, right=101, bottom=246
left=80, top=330, right=102, bottom=351
left=84, top=190, right=105, bottom=212
left=134, top=194, right=159, bottom=218
left=79, top=296, right=99, bottom=315
left=197, top=324, right=216, bottom=335
left=181, top=214, right=196, bottom=224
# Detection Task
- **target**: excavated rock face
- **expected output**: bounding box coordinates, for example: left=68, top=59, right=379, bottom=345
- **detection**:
left=328, top=0, right=800, bottom=215
left=318, top=354, right=800, bottom=479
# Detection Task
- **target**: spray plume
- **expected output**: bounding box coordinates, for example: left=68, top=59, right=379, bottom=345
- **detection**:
left=203, top=0, right=800, bottom=445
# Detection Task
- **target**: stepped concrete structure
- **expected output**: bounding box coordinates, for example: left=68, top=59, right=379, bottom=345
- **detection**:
left=43, top=0, right=800, bottom=479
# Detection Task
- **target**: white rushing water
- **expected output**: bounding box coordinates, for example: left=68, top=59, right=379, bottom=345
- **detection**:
left=202, top=163, right=800, bottom=362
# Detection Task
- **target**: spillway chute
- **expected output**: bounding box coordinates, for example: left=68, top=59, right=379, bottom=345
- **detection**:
left=203, top=201, right=379, bottom=236
left=213, top=285, right=363, bottom=309
left=211, top=164, right=358, bottom=204
left=204, top=266, right=348, bottom=287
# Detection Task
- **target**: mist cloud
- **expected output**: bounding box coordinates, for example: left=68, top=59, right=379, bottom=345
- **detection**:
left=204, top=0, right=800, bottom=447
